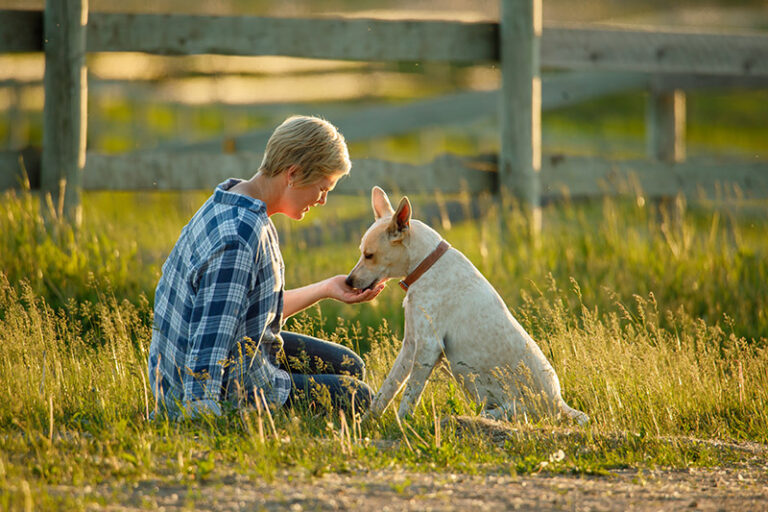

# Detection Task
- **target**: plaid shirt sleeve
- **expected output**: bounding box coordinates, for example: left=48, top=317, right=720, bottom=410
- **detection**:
left=184, top=240, right=258, bottom=411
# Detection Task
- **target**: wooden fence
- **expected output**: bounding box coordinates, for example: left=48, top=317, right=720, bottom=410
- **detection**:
left=1, top=1, right=768, bottom=225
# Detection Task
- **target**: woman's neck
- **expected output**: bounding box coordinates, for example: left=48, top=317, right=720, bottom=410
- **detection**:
left=232, top=172, right=285, bottom=216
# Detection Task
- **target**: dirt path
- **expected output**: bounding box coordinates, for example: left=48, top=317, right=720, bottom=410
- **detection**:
left=48, top=463, right=767, bottom=511
left=39, top=418, right=768, bottom=510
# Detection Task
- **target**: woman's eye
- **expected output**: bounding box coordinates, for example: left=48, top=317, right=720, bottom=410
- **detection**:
left=364, top=253, right=374, bottom=260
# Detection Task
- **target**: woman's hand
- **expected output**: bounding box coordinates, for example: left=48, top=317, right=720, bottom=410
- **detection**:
left=324, top=274, right=385, bottom=304
left=283, top=275, right=385, bottom=318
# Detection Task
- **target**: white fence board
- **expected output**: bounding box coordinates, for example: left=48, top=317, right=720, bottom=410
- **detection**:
left=81, top=152, right=496, bottom=195
left=7, top=149, right=767, bottom=199
left=3, top=9, right=767, bottom=77
left=86, top=13, right=498, bottom=63
left=541, top=155, right=768, bottom=199
left=151, top=71, right=649, bottom=154
left=543, top=71, right=647, bottom=108
left=543, top=24, right=768, bottom=76
left=651, top=73, right=768, bottom=91
left=335, top=154, right=496, bottom=195
left=85, top=15, right=768, bottom=76
left=142, top=90, right=498, bottom=154
left=83, top=152, right=254, bottom=190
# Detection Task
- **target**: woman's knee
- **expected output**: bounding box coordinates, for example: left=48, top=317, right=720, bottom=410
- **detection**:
left=281, top=331, right=366, bottom=378
left=287, top=374, right=372, bottom=413
left=338, top=347, right=366, bottom=380
left=332, top=375, right=372, bottom=411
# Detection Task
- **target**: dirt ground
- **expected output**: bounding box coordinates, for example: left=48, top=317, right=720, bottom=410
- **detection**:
left=50, top=463, right=767, bottom=511
left=45, top=417, right=768, bottom=511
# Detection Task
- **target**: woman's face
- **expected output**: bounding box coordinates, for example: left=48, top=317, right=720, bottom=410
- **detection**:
left=284, top=172, right=343, bottom=220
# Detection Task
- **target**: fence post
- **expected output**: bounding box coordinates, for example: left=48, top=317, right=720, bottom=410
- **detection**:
left=647, top=89, right=686, bottom=163
left=41, top=0, right=88, bottom=226
left=499, top=0, right=542, bottom=232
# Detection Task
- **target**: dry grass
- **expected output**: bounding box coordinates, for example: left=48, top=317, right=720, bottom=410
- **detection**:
left=0, top=187, right=767, bottom=509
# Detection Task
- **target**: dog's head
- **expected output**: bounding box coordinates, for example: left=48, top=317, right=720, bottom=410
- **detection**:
left=345, top=187, right=413, bottom=291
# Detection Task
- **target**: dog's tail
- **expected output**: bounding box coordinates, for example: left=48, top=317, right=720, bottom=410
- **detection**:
left=559, top=400, right=589, bottom=426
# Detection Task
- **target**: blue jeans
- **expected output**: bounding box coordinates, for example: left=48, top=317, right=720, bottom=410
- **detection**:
left=279, top=332, right=373, bottom=413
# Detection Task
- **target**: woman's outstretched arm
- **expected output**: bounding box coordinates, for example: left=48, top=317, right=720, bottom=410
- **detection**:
left=283, top=275, right=385, bottom=318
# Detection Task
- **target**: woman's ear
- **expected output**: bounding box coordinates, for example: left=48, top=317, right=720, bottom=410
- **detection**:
left=286, top=165, right=300, bottom=188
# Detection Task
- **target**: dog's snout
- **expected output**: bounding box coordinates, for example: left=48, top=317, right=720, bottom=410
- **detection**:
left=345, top=274, right=355, bottom=288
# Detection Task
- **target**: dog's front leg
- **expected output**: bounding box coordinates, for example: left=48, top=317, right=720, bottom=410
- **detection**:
left=368, top=334, right=416, bottom=418
left=397, top=330, right=443, bottom=419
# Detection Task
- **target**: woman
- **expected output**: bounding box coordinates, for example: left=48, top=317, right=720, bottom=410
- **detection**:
left=149, top=115, right=383, bottom=419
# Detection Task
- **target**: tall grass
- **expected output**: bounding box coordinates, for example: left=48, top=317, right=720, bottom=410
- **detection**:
left=281, top=191, right=768, bottom=344
left=1, top=186, right=767, bottom=507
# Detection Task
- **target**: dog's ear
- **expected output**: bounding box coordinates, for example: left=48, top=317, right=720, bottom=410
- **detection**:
left=387, top=197, right=411, bottom=241
left=371, top=186, right=395, bottom=220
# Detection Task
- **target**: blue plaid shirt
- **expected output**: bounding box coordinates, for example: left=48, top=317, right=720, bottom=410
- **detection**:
left=149, top=179, right=291, bottom=418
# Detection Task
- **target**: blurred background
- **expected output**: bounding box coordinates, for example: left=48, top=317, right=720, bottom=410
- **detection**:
left=1, top=0, right=766, bottom=165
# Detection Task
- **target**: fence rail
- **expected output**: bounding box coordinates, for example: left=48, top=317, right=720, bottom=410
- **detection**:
left=4, top=148, right=763, bottom=202
left=5, top=10, right=768, bottom=75
left=542, top=24, right=768, bottom=76
left=138, top=70, right=650, bottom=154
left=1, top=2, right=768, bottom=226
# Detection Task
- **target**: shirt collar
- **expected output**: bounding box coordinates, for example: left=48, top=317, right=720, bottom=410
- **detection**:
left=214, top=179, right=266, bottom=214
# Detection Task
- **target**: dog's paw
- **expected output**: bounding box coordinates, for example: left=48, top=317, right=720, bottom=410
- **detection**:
left=573, top=411, right=590, bottom=426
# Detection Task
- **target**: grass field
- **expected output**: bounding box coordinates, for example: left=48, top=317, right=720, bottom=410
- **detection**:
left=1, top=180, right=766, bottom=509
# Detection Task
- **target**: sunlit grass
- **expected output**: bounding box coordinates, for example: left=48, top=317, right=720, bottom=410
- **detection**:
left=1, top=185, right=767, bottom=508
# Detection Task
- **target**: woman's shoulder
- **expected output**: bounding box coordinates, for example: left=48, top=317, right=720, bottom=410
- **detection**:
left=224, top=205, right=279, bottom=254
left=183, top=185, right=278, bottom=257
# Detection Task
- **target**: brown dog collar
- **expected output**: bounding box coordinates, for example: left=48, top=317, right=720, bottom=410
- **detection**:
left=399, top=241, right=451, bottom=291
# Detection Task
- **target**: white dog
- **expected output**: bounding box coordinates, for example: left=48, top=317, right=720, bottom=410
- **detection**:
left=346, top=187, right=588, bottom=425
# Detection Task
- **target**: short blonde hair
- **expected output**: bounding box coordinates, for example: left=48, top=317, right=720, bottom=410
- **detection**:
left=259, top=115, right=350, bottom=186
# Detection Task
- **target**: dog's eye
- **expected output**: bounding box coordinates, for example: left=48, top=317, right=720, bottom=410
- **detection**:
left=364, top=253, right=374, bottom=260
